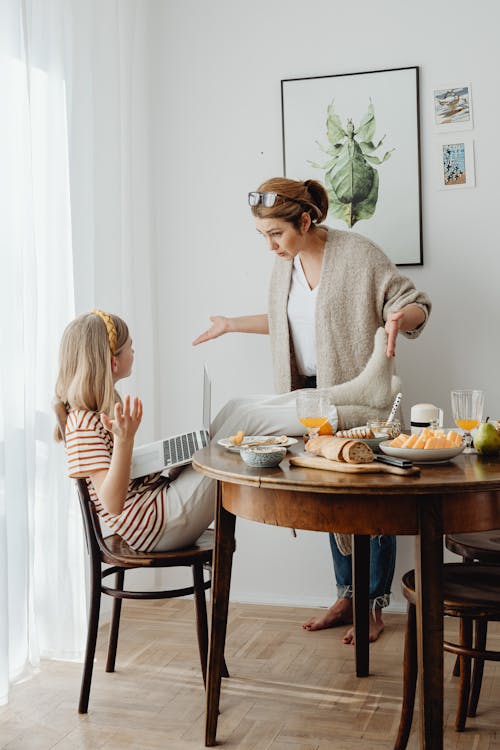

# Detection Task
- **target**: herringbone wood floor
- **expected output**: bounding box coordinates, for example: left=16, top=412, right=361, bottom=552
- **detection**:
left=1, top=600, right=500, bottom=749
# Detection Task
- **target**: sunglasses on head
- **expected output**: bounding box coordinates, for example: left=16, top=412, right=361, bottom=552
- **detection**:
left=248, top=191, right=304, bottom=208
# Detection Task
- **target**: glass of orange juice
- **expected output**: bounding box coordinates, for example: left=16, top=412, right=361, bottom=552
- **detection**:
left=296, top=389, right=331, bottom=441
left=451, top=389, right=484, bottom=453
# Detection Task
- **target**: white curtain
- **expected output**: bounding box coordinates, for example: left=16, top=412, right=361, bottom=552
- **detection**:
left=0, top=0, right=86, bottom=703
left=0, top=0, right=157, bottom=703
left=67, top=0, right=158, bottom=438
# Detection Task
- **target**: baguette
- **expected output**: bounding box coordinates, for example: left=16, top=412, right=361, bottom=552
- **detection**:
left=306, top=436, right=334, bottom=454
left=306, top=435, right=374, bottom=464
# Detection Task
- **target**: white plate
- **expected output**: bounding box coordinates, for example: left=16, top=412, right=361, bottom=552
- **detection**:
left=218, top=435, right=298, bottom=453
left=379, top=440, right=465, bottom=463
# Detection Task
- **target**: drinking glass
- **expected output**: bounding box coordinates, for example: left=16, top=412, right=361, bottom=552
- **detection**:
left=295, top=389, right=331, bottom=440
left=451, top=389, right=484, bottom=454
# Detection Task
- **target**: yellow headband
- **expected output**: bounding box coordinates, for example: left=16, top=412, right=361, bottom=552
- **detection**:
left=91, top=309, right=118, bottom=354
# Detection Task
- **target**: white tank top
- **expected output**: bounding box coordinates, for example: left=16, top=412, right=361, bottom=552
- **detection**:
left=287, top=255, right=318, bottom=377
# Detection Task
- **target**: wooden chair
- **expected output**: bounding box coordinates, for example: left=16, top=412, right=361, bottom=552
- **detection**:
left=446, top=531, right=500, bottom=701
left=394, top=563, right=500, bottom=749
left=54, top=404, right=228, bottom=714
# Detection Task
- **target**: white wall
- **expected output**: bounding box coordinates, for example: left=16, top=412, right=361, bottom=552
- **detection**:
left=145, top=0, right=500, bottom=611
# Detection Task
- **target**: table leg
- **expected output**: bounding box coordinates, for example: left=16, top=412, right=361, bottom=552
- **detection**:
left=353, top=534, right=370, bottom=677
left=415, top=495, right=443, bottom=749
left=205, top=481, right=236, bottom=747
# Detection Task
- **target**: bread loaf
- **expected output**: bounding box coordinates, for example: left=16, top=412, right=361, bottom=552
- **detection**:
left=306, top=436, right=374, bottom=464
left=306, top=436, right=334, bottom=454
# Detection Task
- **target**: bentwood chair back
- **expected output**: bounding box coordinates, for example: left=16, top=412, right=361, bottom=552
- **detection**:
left=54, top=404, right=227, bottom=714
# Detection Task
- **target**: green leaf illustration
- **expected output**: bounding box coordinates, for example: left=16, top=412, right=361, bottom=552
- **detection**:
left=326, top=140, right=375, bottom=205
left=326, top=101, right=346, bottom=145
left=311, top=100, right=393, bottom=227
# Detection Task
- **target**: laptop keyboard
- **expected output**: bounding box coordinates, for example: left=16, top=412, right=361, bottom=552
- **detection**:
left=163, top=430, right=208, bottom=466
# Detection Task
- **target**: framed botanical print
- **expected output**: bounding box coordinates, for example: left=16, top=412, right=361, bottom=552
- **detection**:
left=281, top=66, right=422, bottom=265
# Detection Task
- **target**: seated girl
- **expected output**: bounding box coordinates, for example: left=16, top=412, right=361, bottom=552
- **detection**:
left=54, top=310, right=214, bottom=552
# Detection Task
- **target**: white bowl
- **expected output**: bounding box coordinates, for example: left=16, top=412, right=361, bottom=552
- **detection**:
left=379, top=441, right=465, bottom=464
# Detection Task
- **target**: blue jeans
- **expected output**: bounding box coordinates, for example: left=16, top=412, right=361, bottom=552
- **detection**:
left=329, top=533, right=396, bottom=609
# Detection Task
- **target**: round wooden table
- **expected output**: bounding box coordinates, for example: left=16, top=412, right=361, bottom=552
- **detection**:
left=193, top=443, right=500, bottom=749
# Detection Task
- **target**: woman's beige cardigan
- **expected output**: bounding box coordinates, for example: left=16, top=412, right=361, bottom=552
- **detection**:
left=268, top=226, right=431, bottom=402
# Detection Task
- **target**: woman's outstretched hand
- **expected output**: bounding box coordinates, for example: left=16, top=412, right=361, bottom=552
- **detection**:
left=385, top=304, right=426, bottom=357
left=385, top=311, right=404, bottom=358
left=192, top=315, right=229, bottom=346
left=101, top=395, right=143, bottom=442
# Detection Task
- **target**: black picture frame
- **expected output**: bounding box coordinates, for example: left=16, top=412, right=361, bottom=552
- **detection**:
left=281, top=66, right=423, bottom=266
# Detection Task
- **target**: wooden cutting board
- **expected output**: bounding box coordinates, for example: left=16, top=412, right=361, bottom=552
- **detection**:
left=290, top=455, right=420, bottom=476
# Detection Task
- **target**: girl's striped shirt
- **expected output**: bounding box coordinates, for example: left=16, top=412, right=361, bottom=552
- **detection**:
left=66, top=409, right=167, bottom=551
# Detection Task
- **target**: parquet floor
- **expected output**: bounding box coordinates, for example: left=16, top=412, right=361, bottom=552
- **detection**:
left=1, top=600, right=500, bottom=749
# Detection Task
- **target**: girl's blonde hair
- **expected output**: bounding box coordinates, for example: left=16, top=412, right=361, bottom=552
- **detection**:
left=54, top=311, right=129, bottom=441
left=250, top=177, right=329, bottom=229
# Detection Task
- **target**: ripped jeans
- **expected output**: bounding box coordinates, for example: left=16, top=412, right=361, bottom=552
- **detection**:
left=329, top=533, right=396, bottom=610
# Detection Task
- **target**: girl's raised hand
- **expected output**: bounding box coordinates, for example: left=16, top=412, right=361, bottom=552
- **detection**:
left=101, top=395, right=143, bottom=442
left=192, top=315, right=229, bottom=346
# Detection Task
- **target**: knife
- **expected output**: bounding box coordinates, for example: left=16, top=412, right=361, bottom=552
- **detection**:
left=374, top=454, right=413, bottom=469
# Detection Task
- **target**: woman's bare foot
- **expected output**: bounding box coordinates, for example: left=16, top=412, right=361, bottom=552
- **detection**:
left=302, top=598, right=353, bottom=631
left=342, top=607, right=385, bottom=645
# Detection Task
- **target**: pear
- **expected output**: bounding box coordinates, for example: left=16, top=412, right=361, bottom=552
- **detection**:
left=473, top=421, right=500, bottom=456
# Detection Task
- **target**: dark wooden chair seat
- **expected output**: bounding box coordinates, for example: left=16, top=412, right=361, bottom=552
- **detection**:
left=394, top=563, right=500, bottom=750
left=446, top=530, right=500, bottom=562
left=100, top=527, right=216, bottom=569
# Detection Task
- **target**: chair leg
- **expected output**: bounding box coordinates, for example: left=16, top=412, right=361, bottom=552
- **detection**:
left=78, top=564, right=102, bottom=714
left=193, top=562, right=210, bottom=686
left=205, top=561, right=229, bottom=678
left=468, top=617, right=487, bottom=718
left=394, top=603, right=417, bottom=750
left=106, top=569, right=125, bottom=673
left=455, top=617, right=473, bottom=731
left=452, top=556, right=475, bottom=679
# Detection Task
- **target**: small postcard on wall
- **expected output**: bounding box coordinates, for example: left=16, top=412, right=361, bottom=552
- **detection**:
left=433, top=84, right=473, bottom=131
left=436, top=138, right=475, bottom=190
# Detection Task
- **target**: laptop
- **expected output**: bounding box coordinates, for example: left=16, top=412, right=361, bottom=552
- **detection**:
left=130, top=366, right=211, bottom=479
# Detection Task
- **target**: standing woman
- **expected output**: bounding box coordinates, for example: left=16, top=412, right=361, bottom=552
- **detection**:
left=194, top=177, right=431, bottom=643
